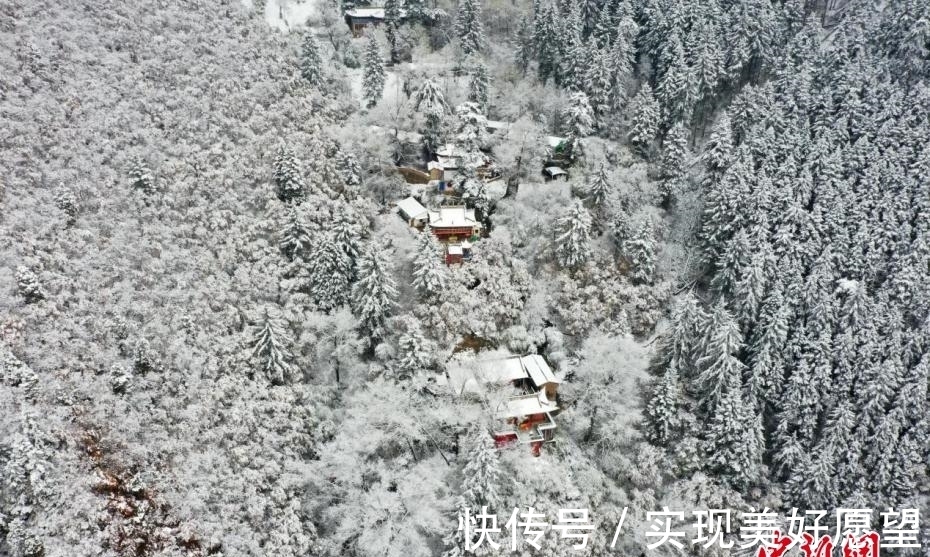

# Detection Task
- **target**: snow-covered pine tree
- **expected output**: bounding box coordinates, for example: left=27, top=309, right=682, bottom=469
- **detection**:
left=15, top=266, right=44, bottom=304
left=455, top=0, right=484, bottom=56
left=273, top=145, right=306, bottom=203
left=54, top=184, right=77, bottom=226
left=411, top=231, right=448, bottom=298
left=453, top=102, right=488, bottom=168
left=362, top=34, right=385, bottom=108
left=250, top=307, right=295, bottom=385
left=414, top=78, right=448, bottom=152
left=414, top=78, right=447, bottom=113
left=586, top=165, right=610, bottom=211
left=128, top=156, right=155, bottom=195
left=659, top=121, right=689, bottom=202
left=395, top=321, right=432, bottom=379
left=702, top=112, right=734, bottom=185
left=534, top=3, right=559, bottom=82
left=280, top=205, right=312, bottom=261
left=331, top=205, right=363, bottom=264
left=514, top=17, right=534, bottom=73
left=705, top=379, right=764, bottom=489
left=459, top=425, right=502, bottom=509
left=695, top=303, right=746, bottom=413
left=562, top=91, right=595, bottom=138
left=643, top=364, right=681, bottom=445
left=628, top=83, right=660, bottom=156
left=300, top=32, right=323, bottom=85
left=625, top=219, right=656, bottom=285
left=305, top=231, right=352, bottom=311
left=350, top=245, right=398, bottom=341
left=467, top=62, right=489, bottom=113
left=553, top=199, right=593, bottom=271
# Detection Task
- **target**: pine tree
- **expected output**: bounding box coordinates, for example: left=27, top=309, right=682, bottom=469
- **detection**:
left=305, top=232, right=352, bottom=311
left=415, top=79, right=448, bottom=153
left=459, top=426, right=502, bottom=509
left=128, top=156, right=155, bottom=195
left=54, top=184, right=77, bottom=226
left=628, top=83, right=660, bottom=156
left=453, top=102, right=488, bottom=168
left=643, top=364, right=681, bottom=445
left=705, top=380, right=763, bottom=489
left=396, top=322, right=432, bottom=379
left=625, top=219, right=656, bottom=285
left=586, top=165, right=610, bottom=210
left=562, top=91, right=595, bottom=138
left=455, top=0, right=485, bottom=56
left=250, top=308, right=294, bottom=385
left=411, top=231, right=448, bottom=297
left=273, top=145, right=306, bottom=203
left=467, top=62, right=489, bottom=113
left=514, top=17, right=534, bottom=73
left=300, top=32, right=324, bottom=85
left=280, top=206, right=312, bottom=261
left=696, top=303, right=746, bottom=413
left=659, top=122, right=689, bottom=202
left=15, top=266, right=45, bottom=304
left=350, top=246, right=398, bottom=341
left=553, top=199, right=593, bottom=271
left=362, top=34, right=385, bottom=108
left=414, top=78, right=447, bottom=113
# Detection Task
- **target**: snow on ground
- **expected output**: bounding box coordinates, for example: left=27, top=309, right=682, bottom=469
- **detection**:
left=256, top=0, right=323, bottom=31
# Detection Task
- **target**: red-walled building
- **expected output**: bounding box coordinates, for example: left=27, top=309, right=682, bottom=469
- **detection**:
left=427, top=206, right=482, bottom=242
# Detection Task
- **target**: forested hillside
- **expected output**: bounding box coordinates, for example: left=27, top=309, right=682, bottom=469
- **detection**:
left=1, top=0, right=928, bottom=556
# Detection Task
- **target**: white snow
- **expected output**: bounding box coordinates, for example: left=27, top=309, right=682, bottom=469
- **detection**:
left=261, top=0, right=322, bottom=31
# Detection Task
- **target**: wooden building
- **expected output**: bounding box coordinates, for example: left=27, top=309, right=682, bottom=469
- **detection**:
left=345, top=7, right=385, bottom=37
left=427, top=205, right=481, bottom=242
left=443, top=354, right=561, bottom=455
left=396, top=196, right=428, bottom=227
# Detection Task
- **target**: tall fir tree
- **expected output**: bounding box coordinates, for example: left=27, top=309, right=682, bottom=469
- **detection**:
left=455, top=0, right=484, bottom=56
left=300, top=32, right=323, bottom=85
left=273, top=145, right=306, bottom=203
left=643, top=365, right=681, bottom=445
left=467, top=62, right=489, bottom=113
left=250, top=308, right=294, bottom=385
left=411, top=231, right=448, bottom=298
left=129, top=156, right=155, bottom=195
left=304, top=231, right=352, bottom=311
left=362, top=34, right=385, bottom=108
left=661, top=122, right=689, bottom=201
left=553, top=199, right=593, bottom=271
left=350, top=245, right=398, bottom=341
left=628, top=83, right=660, bottom=156
left=625, top=219, right=657, bottom=285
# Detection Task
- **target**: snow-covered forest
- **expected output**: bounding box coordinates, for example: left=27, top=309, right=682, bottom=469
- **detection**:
left=1, top=0, right=928, bottom=556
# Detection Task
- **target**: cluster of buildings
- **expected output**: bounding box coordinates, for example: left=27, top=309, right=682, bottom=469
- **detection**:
left=443, top=354, right=561, bottom=456
left=397, top=198, right=481, bottom=264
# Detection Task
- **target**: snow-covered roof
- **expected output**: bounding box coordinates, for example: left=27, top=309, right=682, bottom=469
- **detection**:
left=396, top=196, right=428, bottom=220
left=447, top=244, right=463, bottom=256
left=544, top=166, right=567, bottom=176
left=427, top=161, right=443, bottom=171
left=428, top=206, right=480, bottom=228
left=495, top=392, right=558, bottom=419
left=486, top=120, right=511, bottom=131
left=346, top=8, right=385, bottom=19
left=521, top=354, right=559, bottom=387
